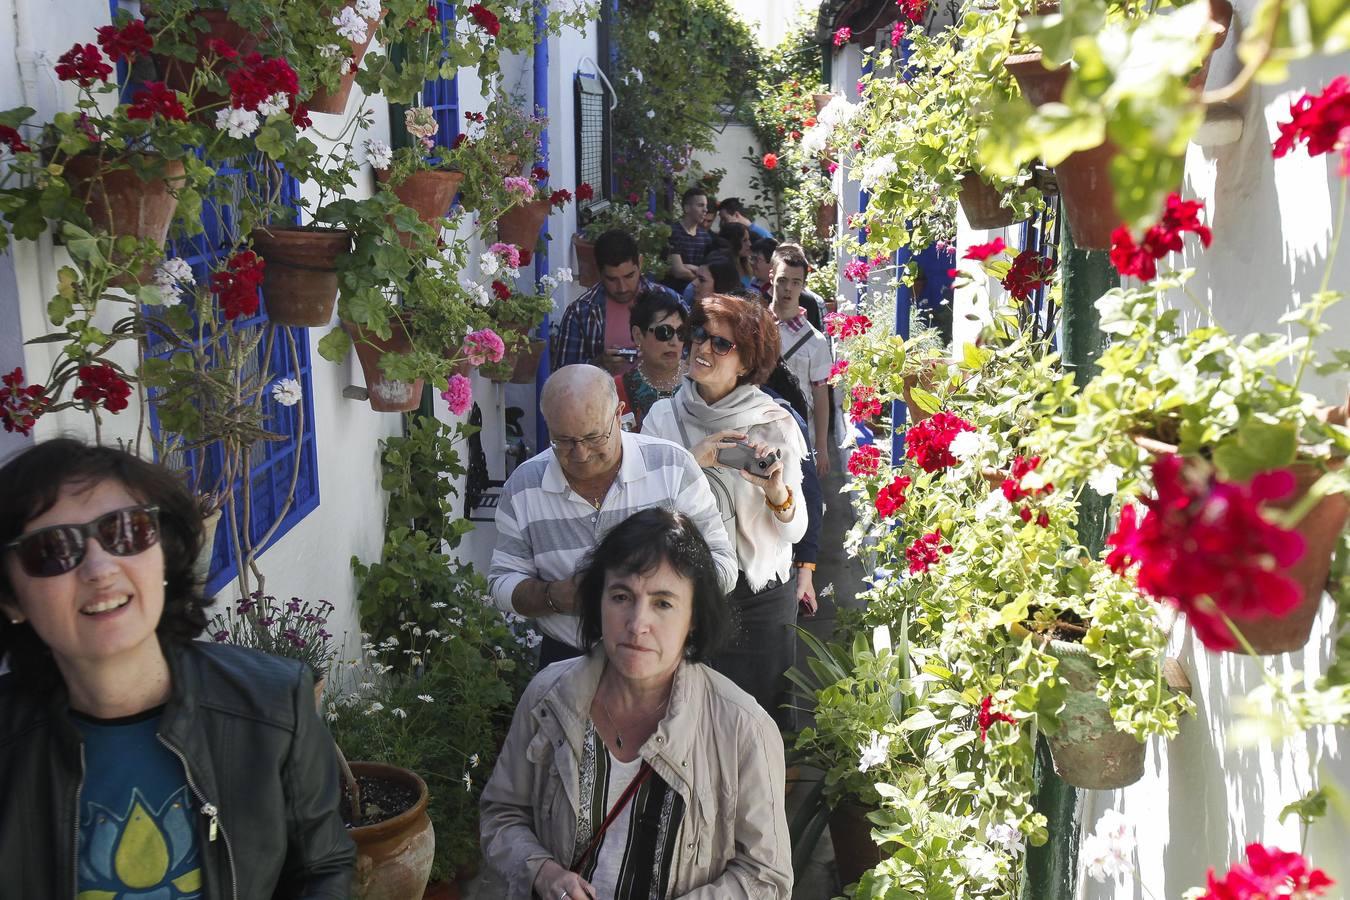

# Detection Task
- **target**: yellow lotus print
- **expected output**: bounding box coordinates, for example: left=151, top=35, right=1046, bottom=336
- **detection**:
left=78, top=786, right=202, bottom=899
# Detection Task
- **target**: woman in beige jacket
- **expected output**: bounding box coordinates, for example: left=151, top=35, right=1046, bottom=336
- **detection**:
left=479, top=509, right=792, bottom=900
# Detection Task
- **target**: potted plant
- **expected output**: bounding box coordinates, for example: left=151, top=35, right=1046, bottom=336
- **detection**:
left=368, top=107, right=466, bottom=233
left=577, top=199, right=672, bottom=282
left=207, top=592, right=337, bottom=697
left=479, top=269, right=567, bottom=385
left=455, top=99, right=545, bottom=217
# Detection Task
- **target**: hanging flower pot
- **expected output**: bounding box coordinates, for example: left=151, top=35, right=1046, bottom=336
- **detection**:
left=815, top=202, right=837, bottom=242
left=345, top=762, right=435, bottom=900
left=958, top=173, right=1022, bottom=230
left=343, top=315, right=425, bottom=412
left=813, top=92, right=837, bottom=114
left=308, top=4, right=386, bottom=115
left=573, top=234, right=600, bottom=287
left=151, top=10, right=259, bottom=111
left=827, top=800, right=885, bottom=888
left=374, top=169, right=464, bottom=242
left=65, top=154, right=186, bottom=247
left=492, top=337, right=546, bottom=385
left=250, top=226, right=352, bottom=327
left=495, top=198, right=550, bottom=252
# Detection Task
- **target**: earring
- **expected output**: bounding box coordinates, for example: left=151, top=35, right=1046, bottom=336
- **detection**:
left=163, top=579, right=169, bottom=587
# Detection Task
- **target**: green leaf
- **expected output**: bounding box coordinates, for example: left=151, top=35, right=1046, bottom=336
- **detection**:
left=317, top=326, right=353, bottom=363
left=61, top=223, right=103, bottom=265
left=900, top=709, right=941, bottom=732
left=1242, top=0, right=1350, bottom=83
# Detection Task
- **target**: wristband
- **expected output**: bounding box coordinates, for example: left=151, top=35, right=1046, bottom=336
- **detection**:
left=543, top=580, right=562, bottom=614
left=793, top=561, right=817, bottom=571
left=765, top=485, right=794, bottom=514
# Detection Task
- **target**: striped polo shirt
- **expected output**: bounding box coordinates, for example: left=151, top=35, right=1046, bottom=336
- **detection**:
left=488, top=432, right=738, bottom=648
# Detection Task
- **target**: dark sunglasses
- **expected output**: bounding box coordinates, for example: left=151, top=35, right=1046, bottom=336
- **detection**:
left=686, top=325, right=736, bottom=357
left=3, top=506, right=161, bottom=578
left=646, top=324, right=680, bottom=342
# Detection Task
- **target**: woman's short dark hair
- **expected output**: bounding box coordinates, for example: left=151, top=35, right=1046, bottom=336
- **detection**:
left=718, top=222, right=750, bottom=257
left=689, top=294, right=780, bottom=386
left=629, top=288, right=687, bottom=333
left=0, top=439, right=208, bottom=677
left=702, top=255, right=743, bottom=295
left=575, top=508, right=729, bottom=662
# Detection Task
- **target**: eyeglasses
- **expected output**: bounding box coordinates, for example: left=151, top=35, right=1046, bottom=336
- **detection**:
left=687, top=325, right=737, bottom=357
left=646, top=324, right=679, bottom=342
left=550, top=413, right=619, bottom=454
left=3, top=506, right=161, bottom=578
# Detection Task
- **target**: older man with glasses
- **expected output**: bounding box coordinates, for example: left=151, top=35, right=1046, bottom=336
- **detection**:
left=488, top=365, right=738, bottom=668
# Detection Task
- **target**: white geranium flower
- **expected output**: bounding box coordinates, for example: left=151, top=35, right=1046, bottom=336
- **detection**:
left=320, top=44, right=343, bottom=59
left=480, top=252, right=500, bottom=277
left=799, top=125, right=830, bottom=157
left=949, top=429, right=994, bottom=462
left=524, top=630, right=542, bottom=649
left=960, top=843, right=1001, bottom=886
left=271, top=378, right=303, bottom=407
left=986, top=822, right=1023, bottom=854
left=354, top=0, right=382, bottom=20
left=363, top=138, right=393, bottom=170
left=503, top=5, right=522, bottom=21
left=630, top=68, right=644, bottom=84
left=392, top=707, right=407, bottom=719
left=858, top=153, right=898, bottom=192
left=470, top=283, right=491, bottom=307
left=333, top=6, right=369, bottom=43
left=215, top=106, right=260, bottom=139
left=257, top=92, right=289, bottom=117
left=553, top=267, right=574, bottom=284
left=153, top=257, right=195, bottom=294
left=1082, top=809, right=1135, bottom=882
left=646, top=109, right=656, bottom=119
left=647, top=29, right=660, bottom=42
left=1088, top=463, right=1124, bottom=497
left=856, top=731, right=890, bottom=772
left=539, top=274, right=559, bottom=293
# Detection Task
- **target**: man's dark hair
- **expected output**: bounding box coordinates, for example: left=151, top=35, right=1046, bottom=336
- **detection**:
left=717, top=197, right=746, bottom=216
left=680, top=186, right=708, bottom=207
left=629, top=288, right=687, bottom=334
left=750, top=237, right=779, bottom=261
left=0, top=439, right=208, bottom=679
left=594, top=229, right=641, bottom=270
left=703, top=255, right=743, bottom=295
left=576, top=508, right=729, bottom=662
left=771, top=242, right=810, bottom=274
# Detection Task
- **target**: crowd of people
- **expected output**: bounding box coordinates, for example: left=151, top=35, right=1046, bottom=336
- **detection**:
left=0, top=198, right=840, bottom=899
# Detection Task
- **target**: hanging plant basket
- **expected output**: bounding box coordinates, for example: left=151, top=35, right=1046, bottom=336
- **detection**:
left=308, top=4, right=386, bottom=115
left=827, top=800, right=885, bottom=889
left=151, top=10, right=259, bottom=112
left=65, top=154, right=186, bottom=248
left=375, top=169, right=464, bottom=243
left=958, top=173, right=1022, bottom=230
left=573, top=234, right=599, bottom=287
left=815, top=202, right=837, bottom=242
left=250, top=226, right=352, bottom=327
left=1133, top=436, right=1349, bottom=654
left=344, top=762, right=435, bottom=900
left=343, top=315, right=425, bottom=412
left=495, top=198, right=550, bottom=252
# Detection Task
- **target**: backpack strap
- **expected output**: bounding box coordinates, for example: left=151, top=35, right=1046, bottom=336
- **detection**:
left=781, top=329, right=813, bottom=362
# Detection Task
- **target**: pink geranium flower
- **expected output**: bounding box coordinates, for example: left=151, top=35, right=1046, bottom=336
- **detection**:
left=442, top=374, right=473, bottom=416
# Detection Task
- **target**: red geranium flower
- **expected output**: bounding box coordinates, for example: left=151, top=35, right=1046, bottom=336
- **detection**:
left=55, top=43, right=112, bottom=86
left=1204, top=843, right=1333, bottom=899
left=1000, top=248, right=1055, bottom=301
left=1110, top=193, right=1212, bottom=279
left=1001, top=455, right=1050, bottom=503
left=96, top=20, right=153, bottom=62
left=899, top=0, right=929, bottom=22
left=904, top=411, right=974, bottom=472
left=890, top=21, right=907, bottom=47
left=491, top=280, right=511, bottom=301
left=548, top=188, right=572, bottom=207
left=1273, top=76, right=1350, bottom=175
left=0, top=125, right=30, bottom=154
left=210, top=251, right=265, bottom=320
left=963, top=237, right=1006, bottom=261
left=577, top=182, right=594, bottom=201
left=849, top=384, right=882, bottom=424
left=227, top=54, right=299, bottom=112
left=825, top=313, right=872, bottom=339
left=843, top=258, right=873, bottom=283
left=531, top=166, right=549, bottom=182
left=1105, top=454, right=1306, bottom=652
left=905, top=530, right=953, bottom=574
left=1109, top=227, right=1158, bottom=280
left=426, top=3, right=439, bottom=23
left=290, top=101, right=311, bottom=129
left=978, top=695, right=1017, bottom=741
left=847, top=445, right=882, bottom=476
left=833, top=26, right=852, bottom=47
left=205, top=38, right=240, bottom=60
left=627, top=192, right=640, bottom=204
left=73, top=363, right=132, bottom=414
left=827, top=359, right=849, bottom=383
left=874, top=475, right=911, bottom=518
left=127, top=82, right=187, bottom=122
left=0, top=368, right=49, bottom=435
left=467, top=3, right=501, bottom=36
left=762, top=152, right=778, bottom=170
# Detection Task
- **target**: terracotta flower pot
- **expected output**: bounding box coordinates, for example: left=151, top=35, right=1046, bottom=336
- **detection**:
left=348, top=762, right=435, bottom=900
left=573, top=234, right=600, bottom=287
left=65, top=154, right=186, bottom=247
left=958, top=173, right=1021, bottom=230
left=194, top=509, right=221, bottom=584
left=827, top=800, right=884, bottom=888
left=812, top=92, right=837, bottom=114
left=815, top=202, right=837, bottom=242
left=151, top=9, right=260, bottom=111
left=493, top=337, right=546, bottom=385
left=250, top=226, right=352, bottom=327
left=375, top=169, right=464, bottom=241
left=495, top=198, right=550, bottom=252
left=343, top=315, right=425, bottom=412
left=308, top=4, right=386, bottom=115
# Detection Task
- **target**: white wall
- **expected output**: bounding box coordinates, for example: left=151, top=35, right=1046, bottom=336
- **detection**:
left=690, top=122, right=765, bottom=222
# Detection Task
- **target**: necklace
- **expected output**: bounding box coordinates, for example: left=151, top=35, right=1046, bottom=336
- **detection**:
left=637, top=360, right=680, bottom=394
left=596, top=683, right=671, bottom=750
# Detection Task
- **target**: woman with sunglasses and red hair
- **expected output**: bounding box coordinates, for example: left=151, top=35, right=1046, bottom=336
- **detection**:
left=0, top=439, right=353, bottom=898
left=641, top=294, right=807, bottom=730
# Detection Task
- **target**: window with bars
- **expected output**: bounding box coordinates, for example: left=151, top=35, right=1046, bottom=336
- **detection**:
left=574, top=73, right=612, bottom=215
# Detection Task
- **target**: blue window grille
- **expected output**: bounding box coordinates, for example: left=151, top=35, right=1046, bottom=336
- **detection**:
left=147, top=166, right=321, bottom=598
left=425, top=2, right=461, bottom=148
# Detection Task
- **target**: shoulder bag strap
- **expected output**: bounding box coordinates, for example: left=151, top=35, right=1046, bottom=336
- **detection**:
left=781, top=329, right=813, bottom=362
left=569, top=762, right=654, bottom=873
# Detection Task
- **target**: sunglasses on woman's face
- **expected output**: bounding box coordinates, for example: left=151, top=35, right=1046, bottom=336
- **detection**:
left=646, top=324, right=680, bottom=342
left=685, top=325, right=736, bottom=357
left=2, top=506, right=161, bottom=578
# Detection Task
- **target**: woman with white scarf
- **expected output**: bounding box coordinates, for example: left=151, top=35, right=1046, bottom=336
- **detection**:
left=642, top=294, right=807, bottom=729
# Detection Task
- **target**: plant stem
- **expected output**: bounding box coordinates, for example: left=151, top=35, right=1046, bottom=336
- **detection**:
left=1290, top=175, right=1347, bottom=396
left=1201, top=0, right=1284, bottom=105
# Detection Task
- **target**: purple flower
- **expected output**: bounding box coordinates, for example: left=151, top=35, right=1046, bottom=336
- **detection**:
left=213, top=629, right=230, bottom=642
left=237, top=596, right=257, bottom=615
left=318, top=629, right=332, bottom=640
left=260, top=616, right=275, bottom=627
left=287, top=598, right=301, bottom=613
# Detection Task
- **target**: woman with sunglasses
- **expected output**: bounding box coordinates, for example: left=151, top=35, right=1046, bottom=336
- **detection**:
left=616, top=288, right=687, bottom=432
left=0, top=439, right=354, bottom=898
left=640, top=294, right=807, bottom=729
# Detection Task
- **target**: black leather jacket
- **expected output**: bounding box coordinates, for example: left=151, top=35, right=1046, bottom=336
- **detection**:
left=0, top=639, right=355, bottom=898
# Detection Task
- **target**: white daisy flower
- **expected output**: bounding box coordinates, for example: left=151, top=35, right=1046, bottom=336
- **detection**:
left=417, top=694, right=435, bottom=703
left=856, top=730, right=890, bottom=772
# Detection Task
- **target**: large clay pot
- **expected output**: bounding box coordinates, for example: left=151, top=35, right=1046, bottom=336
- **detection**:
left=827, top=800, right=884, bottom=888
left=343, top=315, right=425, bottom=412
left=65, top=154, right=185, bottom=247
left=1038, top=634, right=1147, bottom=789
left=958, top=173, right=1021, bottom=230
left=308, top=3, right=386, bottom=114
left=495, top=198, right=550, bottom=252
left=151, top=9, right=260, bottom=110
left=573, top=234, right=600, bottom=287
left=815, top=202, right=837, bottom=242
left=348, top=762, right=435, bottom=900
left=250, top=226, right=352, bottom=327
left=375, top=169, right=464, bottom=240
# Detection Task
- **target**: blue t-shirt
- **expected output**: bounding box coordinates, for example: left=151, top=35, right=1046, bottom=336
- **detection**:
left=73, top=707, right=203, bottom=898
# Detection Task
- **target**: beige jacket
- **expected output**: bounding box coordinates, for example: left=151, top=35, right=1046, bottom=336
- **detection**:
left=479, top=650, right=792, bottom=899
